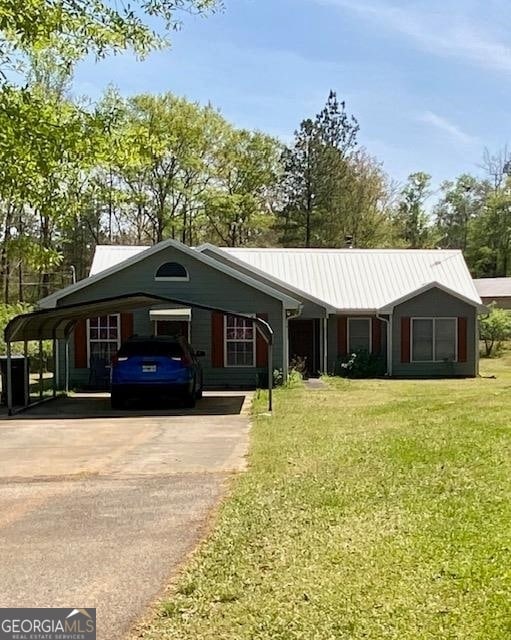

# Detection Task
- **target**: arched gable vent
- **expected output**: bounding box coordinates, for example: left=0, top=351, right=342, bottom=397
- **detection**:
left=155, top=262, right=189, bottom=281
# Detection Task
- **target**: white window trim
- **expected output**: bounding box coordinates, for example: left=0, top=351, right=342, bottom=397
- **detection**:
left=347, top=317, right=372, bottom=354
left=154, top=262, right=189, bottom=282
left=154, top=276, right=190, bottom=282
left=224, top=314, right=256, bottom=368
left=411, top=317, right=458, bottom=363
left=87, top=314, right=121, bottom=368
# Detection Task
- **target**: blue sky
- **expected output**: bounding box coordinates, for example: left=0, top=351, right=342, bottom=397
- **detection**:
left=74, top=0, right=511, bottom=191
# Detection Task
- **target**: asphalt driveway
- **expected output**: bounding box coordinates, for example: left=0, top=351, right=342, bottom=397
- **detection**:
left=0, top=392, right=251, bottom=639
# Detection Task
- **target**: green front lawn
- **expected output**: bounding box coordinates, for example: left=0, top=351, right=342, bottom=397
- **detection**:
left=141, top=357, right=511, bottom=640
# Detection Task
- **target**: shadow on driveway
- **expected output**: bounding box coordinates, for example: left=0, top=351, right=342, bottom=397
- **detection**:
left=7, top=391, right=249, bottom=420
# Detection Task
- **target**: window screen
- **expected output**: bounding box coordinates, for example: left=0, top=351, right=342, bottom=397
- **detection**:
left=225, top=315, right=255, bottom=367
left=88, top=315, right=120, bottom=365
left=412, top=318, right=457, bottom=362
left=435, top=319, right=457, bottom=361
left=412, top=319, right=433, bottom=361
left=348, top=318, right=371, bottom=353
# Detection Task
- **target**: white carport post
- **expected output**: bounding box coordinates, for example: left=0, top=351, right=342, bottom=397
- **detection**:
left=64, top=337, right=70, bottom=394
left=52, top=328, right=57, bottom=398
left=322, top=317, right=328, bottom=373
left=268, top=340, right=273, bottom=413
left=38, top=335, right=44, bottom=401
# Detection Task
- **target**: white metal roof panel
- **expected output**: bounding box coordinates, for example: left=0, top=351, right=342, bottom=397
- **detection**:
left=90, top=245, right=149, bottom=275
left=220, top=248, right=482, bottom=311
left=474, top=277, right=511, bottom=298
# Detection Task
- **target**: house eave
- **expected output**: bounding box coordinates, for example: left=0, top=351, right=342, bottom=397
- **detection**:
left=37, top=239, right=301, bottom=310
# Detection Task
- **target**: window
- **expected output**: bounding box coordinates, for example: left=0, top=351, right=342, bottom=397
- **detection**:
left=87, top=315, right=121, bottom=366
left=155, top=262, right=189, bottom=281
left=224, top=315, right=255, bottom=367
left=412, top=318, right=457, bottom=362
left=348, top=318, right=371, bottom=353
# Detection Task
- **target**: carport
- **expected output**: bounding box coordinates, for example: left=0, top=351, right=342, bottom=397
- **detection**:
left=3, top=292, right=274, bottom=415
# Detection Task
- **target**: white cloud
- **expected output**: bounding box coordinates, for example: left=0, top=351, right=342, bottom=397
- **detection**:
left=418, top=111, right=476, bottom=144
left=314, top=0, right=511, bottom=73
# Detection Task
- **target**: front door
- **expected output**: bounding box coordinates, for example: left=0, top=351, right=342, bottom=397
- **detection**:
left=288, top=319, right=320, bottom=377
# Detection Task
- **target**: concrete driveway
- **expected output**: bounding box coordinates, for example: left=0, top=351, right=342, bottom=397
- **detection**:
left=0, top=392, right=251, bottom=639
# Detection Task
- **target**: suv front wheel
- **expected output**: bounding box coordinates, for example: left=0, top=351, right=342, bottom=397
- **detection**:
left=111, top=389, right=125, bottom=409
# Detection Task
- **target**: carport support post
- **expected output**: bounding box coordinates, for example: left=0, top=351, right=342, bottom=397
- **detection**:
left=64, top=337, right=70, bottom=394
left=6, top=341, right=13, bottom=416
left=52, top=329, right=57, bottom=398
left=23, top=340, right=29, bottom=407
left=268, top=341, right=273, bottom=413
left=38, top=338, right=43, bottom=401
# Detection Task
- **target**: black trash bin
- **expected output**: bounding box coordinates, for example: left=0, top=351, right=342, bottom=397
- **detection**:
left=0, top=356, right=29, bottom=406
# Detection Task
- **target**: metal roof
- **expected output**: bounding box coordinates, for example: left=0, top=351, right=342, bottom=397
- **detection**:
left=474, top=277, right=511, bottom=298
left=82, top=244, right=483, bottom=313
left=5, top=293, right=273, bottom=343
left=90, top=245, right=149, bottom=275
left=220, top=248, right=483, bottom=311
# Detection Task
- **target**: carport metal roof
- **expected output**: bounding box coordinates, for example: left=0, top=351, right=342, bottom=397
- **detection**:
left=4, top=292, right=273, bottom=343
left=4, top=292, right=274, bottom=415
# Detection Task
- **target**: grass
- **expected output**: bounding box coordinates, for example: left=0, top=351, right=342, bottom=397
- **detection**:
left=140, top=357, right=511, bottom=640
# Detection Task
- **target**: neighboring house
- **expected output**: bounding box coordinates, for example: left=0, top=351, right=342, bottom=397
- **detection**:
left=37, top=240, right=485, bottom=389
left=474, top=278, right=511, bottom=309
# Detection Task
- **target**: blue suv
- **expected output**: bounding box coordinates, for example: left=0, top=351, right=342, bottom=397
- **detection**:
left=110, top=336, right=204, bottom=409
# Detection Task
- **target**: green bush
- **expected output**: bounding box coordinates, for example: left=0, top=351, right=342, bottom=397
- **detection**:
left=480, top=304, right=511, bottom=357
left=337, top=349, right=386, bottom=379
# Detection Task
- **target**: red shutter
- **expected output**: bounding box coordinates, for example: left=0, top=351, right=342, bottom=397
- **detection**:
left=120, top=313, right=134, bottom=342
left=401, top=317, right=411, bottom=363
left=74, top=319, right=87, bottom=368
left=337, top=317, right=348, bottom=356
left=256, top=313, right=269, bottom=367
left=372, top=318, right=382, bottom=355
left=458, top=317, right=468, bottom=363
left=211, top=312, right=224, bottom=368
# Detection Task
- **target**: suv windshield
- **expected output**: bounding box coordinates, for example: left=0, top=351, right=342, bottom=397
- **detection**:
left=118, top=341, right=185, bottom=358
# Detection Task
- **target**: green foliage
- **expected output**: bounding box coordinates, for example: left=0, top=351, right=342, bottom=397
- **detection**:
left=394, top=172, right=436, bottom=248
left=480, top=304, right=511, bottom=356
left=0, top=0, right=220, bottom=70
left=277, top=91, right=395, bottom=249
left=337, top=349, right=386, bottom=378
left=434, top=174, right=486, bottom=251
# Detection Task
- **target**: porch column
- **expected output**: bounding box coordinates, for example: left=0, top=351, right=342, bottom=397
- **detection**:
left=322, top=317, right=328, bottom=373
left=282, top=309, right=289, bottom=381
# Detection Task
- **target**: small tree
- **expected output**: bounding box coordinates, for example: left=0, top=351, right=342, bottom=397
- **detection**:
left=480, top=304, right=511, bottom=356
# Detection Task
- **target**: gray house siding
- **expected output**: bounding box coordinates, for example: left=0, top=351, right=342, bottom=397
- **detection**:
left=392, top=288, right=477, bottom=377
left=58, top=245, right=286, bottom=389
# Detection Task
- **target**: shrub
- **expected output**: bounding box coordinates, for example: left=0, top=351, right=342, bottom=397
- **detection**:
left=337, top=349, right=386, bottom=379
left=480, top=304, right=511, bottom=357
